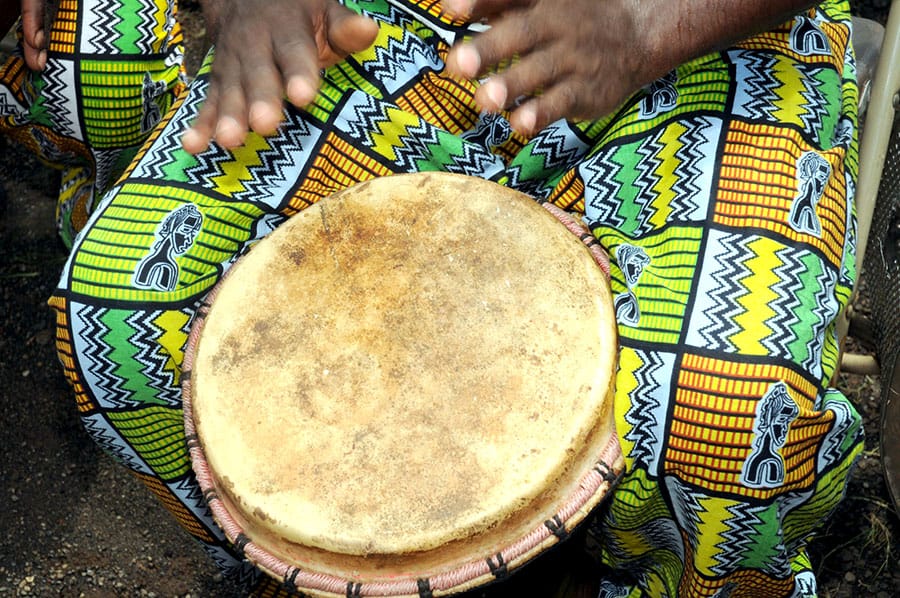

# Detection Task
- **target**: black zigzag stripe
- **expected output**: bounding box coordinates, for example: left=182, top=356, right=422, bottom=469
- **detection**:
left=40, top=61, right=79, bottom=138
left=86, top=2, right=123, bottom=54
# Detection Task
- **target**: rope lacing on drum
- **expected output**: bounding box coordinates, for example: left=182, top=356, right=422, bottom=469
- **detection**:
left=201, top=487, right=217, bottom=504
left=233, top=532, right=251, bottom=557
left=284, top=568, right=301, bottom=593
left=486, top=552, right=509, bottom=579
left=594, top=459, right=619, bottom=483
left=416, top=578, right=433, bottom=598
left=544, top=515, right=569, bottom=541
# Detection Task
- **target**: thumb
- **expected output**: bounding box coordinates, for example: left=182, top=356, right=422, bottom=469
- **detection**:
left=20, top=0, right=51, bottom=70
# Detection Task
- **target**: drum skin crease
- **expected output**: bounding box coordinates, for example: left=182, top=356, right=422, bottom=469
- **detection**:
left=186, top=173, right=620, bottom=586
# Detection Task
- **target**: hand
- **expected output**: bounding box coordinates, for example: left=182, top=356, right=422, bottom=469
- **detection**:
left=441, top=0, right=665, bottom=135
left=182, top=0, right=378, bottom=154
left=441, top=0, right=824, bottom=134
left=19, top=0, right=58, bottom=71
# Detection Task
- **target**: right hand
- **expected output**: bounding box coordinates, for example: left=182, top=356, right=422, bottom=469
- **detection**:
left=182, top=0, right=379, bottom=154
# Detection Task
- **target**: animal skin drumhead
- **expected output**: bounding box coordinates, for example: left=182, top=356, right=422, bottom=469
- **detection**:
left=186, top=172, right=619, bottom=585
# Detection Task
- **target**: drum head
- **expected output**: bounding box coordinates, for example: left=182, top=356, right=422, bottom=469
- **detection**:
left=183, top=173, right=622, bottom=596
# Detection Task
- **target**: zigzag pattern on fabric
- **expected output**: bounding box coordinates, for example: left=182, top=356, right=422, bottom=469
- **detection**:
left=690, top=232, right=758, bottom=352
left=125, top=308, right=186, bottom=406
left=631, top=132, right=671, bottom=234
left=729, top=48, right=837, bottom=149
left=85, top=0, right=124, bottom=54
left=622, top=349, right=672, bottom=472
left=39, top=61, right=80, bottom=139
left=81, top=411, right=155, bottom=474
left=69, top=302, right=131, bottom=408
left=730, top=50, right=782, bottom=122
left=506, top=121, right=592, bottom=199
left=766, top=248, right=821, bottom=374
left=130, top=79, right=205, bottom=183
left=92, top=148, right=121, bottom=194
left=68, top=302, right=193, bottom=407
left=584, top=115, right=720, bottom=238
left=132, top=0, right=162, bottom=55
left=816, top=394, right=864, bottom=470
left=664, top=476, right=706, bottom=552
left=668, top=117, right=718, bottom=221
left=359, top=25, right=443, bottom=97
left=337, top=92, right=504, bottom=176
left=714, top=500, right=773, bottom=576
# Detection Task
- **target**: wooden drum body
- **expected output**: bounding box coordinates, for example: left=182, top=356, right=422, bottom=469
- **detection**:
left=183, top=173, right=623, bottom=597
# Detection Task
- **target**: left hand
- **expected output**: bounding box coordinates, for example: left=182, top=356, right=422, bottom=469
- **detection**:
left=441, top=0, right=668, bottom=135
left=19, top=0, right=58, bottom=71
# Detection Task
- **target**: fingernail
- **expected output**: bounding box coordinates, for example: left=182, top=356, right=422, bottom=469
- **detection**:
left=454, top=44, right=481, bottom=77
left=182, top=128, right=203, bottom=153
left=286, top=77, right=316, bottom=106
left=215, top=116, right=243, bottom=147
left=248, top=101, right=274, bottom=133
left=515, top=106, right=537, bottom=134
left=482, top=80, right=507, bottom=111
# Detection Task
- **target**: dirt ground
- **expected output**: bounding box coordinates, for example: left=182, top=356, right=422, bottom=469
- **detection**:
left=1, top=3, right=898, bottom=597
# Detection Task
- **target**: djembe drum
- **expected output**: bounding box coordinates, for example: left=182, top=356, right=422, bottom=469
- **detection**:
left=182, top=173, right=623, bottom=597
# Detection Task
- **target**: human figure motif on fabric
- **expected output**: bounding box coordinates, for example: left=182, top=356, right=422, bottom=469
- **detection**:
left=790, top=15, right=832, bottom=55
left=613, top=243, right=651, bottom=327
left=141, top=72, right=168, bottom=133
left=790, top=151, right=831, bottom=236
left=461, top=111, right=512, bottom=151
left=639, top=71, right=679, bottom=119
left=133, top=204, right=203, bottom=292
left=742, top=381, right=801, bottom=489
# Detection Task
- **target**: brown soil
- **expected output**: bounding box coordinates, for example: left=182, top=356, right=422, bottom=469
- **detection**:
left=1, top=3, right=897, bottom=597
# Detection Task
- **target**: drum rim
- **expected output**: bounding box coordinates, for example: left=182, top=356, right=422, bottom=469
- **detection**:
left=182, top=177, right=625, bottom=596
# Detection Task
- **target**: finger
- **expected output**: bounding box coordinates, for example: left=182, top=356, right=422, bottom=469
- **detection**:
left=212, top=79, right=250, bottom=149
left=474, top=77, right=507, bottom=112
left=444, top=42, right=481, bottom=80
left=20, top=0, right=43, bottom=43
left=22, top=45, right=48, bottom=71
left=441, top=0, right=476, bottom=19
left=245, top=73, right=285, bottom=137
left=185, top=45, right=241, bottom=152
left=508, top=82, right=588, bottom=135
left=473, top=48, right=566, bottom=112
left=445, top=13, right=536, bottom=79
left=241, top=41, right=287, bottom=136
left=324, top=9, right=379, bottom=57
left=271, top=19, right=322, bottom=108
left=182, top=85, right=220, bottom=154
